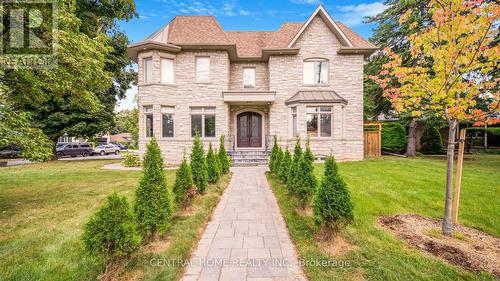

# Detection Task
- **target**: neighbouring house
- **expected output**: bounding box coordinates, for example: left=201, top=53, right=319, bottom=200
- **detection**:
left=127, top=5, right=378, bottom=164
left=110, top=133, right=133, bottom=145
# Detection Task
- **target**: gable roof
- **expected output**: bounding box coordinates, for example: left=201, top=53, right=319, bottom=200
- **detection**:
left=128, top=6, right=377, bottom=61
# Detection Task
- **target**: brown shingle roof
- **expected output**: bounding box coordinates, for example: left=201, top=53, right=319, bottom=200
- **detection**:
left=336, top=22, right=377, bottom=48
left=265, top=22, right=303, bottom=49
left=226, top=31, right=273, bottom=57
left=285, top=90, right=347, bottom=105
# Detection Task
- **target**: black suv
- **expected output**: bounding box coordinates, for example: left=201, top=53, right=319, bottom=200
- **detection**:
left=56, top=143, right=93, bottom=158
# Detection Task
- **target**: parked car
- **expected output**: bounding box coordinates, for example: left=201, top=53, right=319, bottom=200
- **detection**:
left=93, top=144, right=120, bottom=156
left=111, top=142, right=128, bottom=150
left=0, top=147, right=21, bottom=159
left=56, top=143, right=93, bottom=158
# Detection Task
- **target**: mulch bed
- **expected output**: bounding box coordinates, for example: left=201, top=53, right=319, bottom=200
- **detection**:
left=379, top=214, right=500, bottom=277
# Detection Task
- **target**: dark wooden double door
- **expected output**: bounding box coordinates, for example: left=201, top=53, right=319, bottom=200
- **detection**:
left=237, top=112, right=262, bottom=148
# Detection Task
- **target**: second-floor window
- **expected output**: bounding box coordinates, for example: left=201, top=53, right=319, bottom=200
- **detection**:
left=191, top=107, right=216, bottom=138
left=161, top=58, right=174, bottom=84
left=196, top=57, right=210, bottom=82
left=303, top=58, right=328, bottom=85
left=144, top=106, right=153, bottom=137
left=243, top=67, right=256, bottom=88
left=144, top=58, right=153, bottom=83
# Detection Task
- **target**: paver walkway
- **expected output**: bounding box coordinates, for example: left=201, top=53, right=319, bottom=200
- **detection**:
left=182, top=167, right=307, bottom=281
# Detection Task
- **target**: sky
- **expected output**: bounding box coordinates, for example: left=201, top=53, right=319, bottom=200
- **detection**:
left=115, top=0, right=386, bottom=111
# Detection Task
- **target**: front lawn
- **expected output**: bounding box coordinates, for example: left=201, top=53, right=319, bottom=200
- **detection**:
left=267, top=155, right=499, bottom=280
left=0, top=160, right=230, bottom=281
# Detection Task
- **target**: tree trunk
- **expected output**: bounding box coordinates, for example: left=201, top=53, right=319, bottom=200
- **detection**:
left=49, top=135, right=61, bottom=160
left=442, top=119, right=457, bottom=236
left=406, top=118, right=418, bottom=157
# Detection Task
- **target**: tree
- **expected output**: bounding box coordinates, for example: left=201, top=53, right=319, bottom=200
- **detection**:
left=206, top=143, right=220, bottom=183
left=134, top=138, right=172, bottom=241
left=274, top=146, right=283, bottom=176
left=420, top=126, right=443, bottom=154
left=278, top=148, right=292, bottom=183
left=1, top=0, right=137, bottom=156
left=190, top=133, right=208, bottom=193
left=269, top=136, right=279, bottom=174
left=82, top=193, right=140, bottom=280
left=218, top=135, right=230, bottom=174
left=0, top=107, right=53, bottom=162
left=312, top=156, right=354, bottom=241
left=287, top=138, right=303, bottom=191
left=371, top=0, right=499, bottom=235
left=214, top=148, right=222, bottom=178
left=111, top=109, right=138, bottom=148
left=172, top=155, right=194, bottom=207
left=381, top=122, right=407, bottom=153
left=294, top=142, right=317, bottom=205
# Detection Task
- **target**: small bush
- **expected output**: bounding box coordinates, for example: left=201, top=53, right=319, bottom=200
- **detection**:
left=82, top=194, right=141, bottom=278
left=313, top=155, right=354, bottom=240
left=294, top=142, right=317, bottom=204
left=269, top=136, right=279, bottom=174
left=122, top=153, right=140, bottom=167
left=274, top=146, right=283, bottom=176
left=134, top=138, right=173, bottom=241
left=381, top=122, right=407, bottom=153
left=420, top=126, right=443, bottom=154
left=278, top=148, right=292, bottom=183
left=172, top=156, right=194, bottom=207
left=190, top=133, right=208, bottom=193
left=214, top=149, right=222, bottom=177
left=218, top=135, right=231, bottom=174
left=206, top=143, right=220, bottom=183
left=287, top=138, right=303, bottom=191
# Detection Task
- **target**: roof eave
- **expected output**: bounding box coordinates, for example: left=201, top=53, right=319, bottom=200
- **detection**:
left=285, top=99, right=348, bottom=106
left=127, top=41, right=181, bottom=62
left=337, top=47, right=379, bottom=57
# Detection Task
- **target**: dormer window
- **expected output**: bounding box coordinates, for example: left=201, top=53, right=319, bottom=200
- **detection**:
left=303, top=58, right=328, bottom=85
left=243, top=67, right=256, bottom=88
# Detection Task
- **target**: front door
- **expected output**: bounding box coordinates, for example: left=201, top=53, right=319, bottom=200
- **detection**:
left=237, top=112, right=262, bottom=148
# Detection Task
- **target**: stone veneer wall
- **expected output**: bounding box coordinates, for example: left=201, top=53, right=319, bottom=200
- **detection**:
left=229, top=62, right=269, bottom=91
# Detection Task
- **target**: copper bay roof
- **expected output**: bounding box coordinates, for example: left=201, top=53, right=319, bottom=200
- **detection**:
left=128, top=5, right=377, bottom=61
left=285, top=90, right=347, bottom=105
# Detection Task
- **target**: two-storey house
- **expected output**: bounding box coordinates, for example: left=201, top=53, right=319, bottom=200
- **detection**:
left=127, top=5, right=377, bottom=164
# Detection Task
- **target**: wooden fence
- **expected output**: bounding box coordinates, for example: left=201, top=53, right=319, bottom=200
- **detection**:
left=364, top=122, right=382, bottom=157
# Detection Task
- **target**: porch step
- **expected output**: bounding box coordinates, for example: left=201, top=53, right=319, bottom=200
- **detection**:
left=229, top=150, right=270, bottom=166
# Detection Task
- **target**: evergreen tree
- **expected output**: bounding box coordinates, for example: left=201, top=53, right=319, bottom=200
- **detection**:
left=274, top=146, right=283, bottom=176
left=214, top=148, right=222, bottom=179
left=420, top=126, right=444, bottom=154
left=172, top=155, right=194, bottom=207
left=294, top=143, right=317, bottom=204
left=206, top=143, right=220, bottom=183
left=134, top=138, right=172, bottom=240
left=278, top=148, right=292, bottom=183
left=83, top=194, right=141, bottom=276
left=218, top=135, right=231, bottom=174
left=313, top=156, right=354, bottom=240
left=190, top=133, right=208, bottom=193
left=269, top=136, right=279, bottom=174
left=287, top=138, right=303, bottom=191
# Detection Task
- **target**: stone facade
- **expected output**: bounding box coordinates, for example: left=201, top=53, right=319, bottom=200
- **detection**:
left=136, top=15, right=365, bottom=163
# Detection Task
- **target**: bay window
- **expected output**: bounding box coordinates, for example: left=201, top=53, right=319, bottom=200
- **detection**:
left=144, top=58, right=153, bottom=83
left=161, top=58, right=174, bottom=84
left=306, top=107, right=332, bottom=137
left=191, top=107, right=216, bottom=137
left=303, top=58, right=328, bottom=85
left=144, top=106, right=153, bottom=137
left=161, top=106, right=174, bottom=138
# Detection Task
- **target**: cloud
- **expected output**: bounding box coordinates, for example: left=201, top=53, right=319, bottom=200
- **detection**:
left=147, top=0, right=256, bottom=18
left=290, top=0, right=319, bottom=4
left=332, top=2, right=387, bottom=26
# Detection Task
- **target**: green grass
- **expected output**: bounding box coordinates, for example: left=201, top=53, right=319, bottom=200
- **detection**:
left=0, top=160, right=230, bottom=281
left=267, top=155, right=500, bottom=281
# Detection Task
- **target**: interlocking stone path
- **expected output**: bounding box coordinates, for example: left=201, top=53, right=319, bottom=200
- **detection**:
left=182, top=167, right=307, bottom=281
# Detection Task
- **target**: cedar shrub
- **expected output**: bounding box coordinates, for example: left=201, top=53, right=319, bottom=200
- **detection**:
left=278, top=148, right=292, bottom=183
left=190, top=132, right=208, bottom=193
left=218, top=135, right=230, bottom=174
left=269, top=136, right=279, bottom=174
left=420, top=126, right=443, bottom=154
left=206, top=143, right=220, bottom=183
left=294, top=142, right=317, bottom=204
left=287, top=138, right=303, bottom=191
left=172, top=155, right=194, bottom=207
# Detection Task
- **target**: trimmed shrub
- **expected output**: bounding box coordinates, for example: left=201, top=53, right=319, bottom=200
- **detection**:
left=214, top=149, right=222, bottom=177
left=82, top=194, right=141, bottom=277
left=420, top=126, right=443, bottom=154
left=190, top=133, right=208, bottom=193
left=269, top=136, right=279, bottom=174
left=218, top=135, right=230, bottom=174
left=287, top=138, right=303, bottom=190
left=278, top=148, right=292, bottom=183
left=294, top=143, right=317, bottom=204
left=274, top=146, right=283, bottom=176
left=123, top=153, right=141, bottom=167
left=172, top=156, right=194, bottom=207
left=134, top=138, right=173, bottom=240
left=381, top=122, right=407, bottom=153
left=313, top=155, right=354, bottom=240
left=206, top=143, right=220, bottom=183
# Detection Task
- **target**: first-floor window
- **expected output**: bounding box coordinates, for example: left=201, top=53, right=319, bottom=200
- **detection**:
left=307, top=107, right=332, bottom=137
left=162, top=106, right=174, bottom=138
left=191, top=107, right=216, bottom=137
left=144, top=106, right=154, bottom=137
left=291, top=107, right=298, bottom=137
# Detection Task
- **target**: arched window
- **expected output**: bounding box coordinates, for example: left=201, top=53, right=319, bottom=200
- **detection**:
left=303, top=58, right=328, bottom=85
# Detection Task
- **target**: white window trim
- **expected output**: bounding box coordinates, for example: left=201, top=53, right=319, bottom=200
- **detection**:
left=243, top=67, right=256, bottom=88
left=306, top=106, right=333, bottom=138
left=160, top=58, right=175, bottom=84
left=190, top=107, right=216, bottom=138
left=195, top=56, right=210, bottom=83
left=303, top=58, right=329, bottom=86
left=144, top=106, right=154, bottom=138
left=143, top=57, right=153, bottom=84
left=161, top=106, right=175, bottom=138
